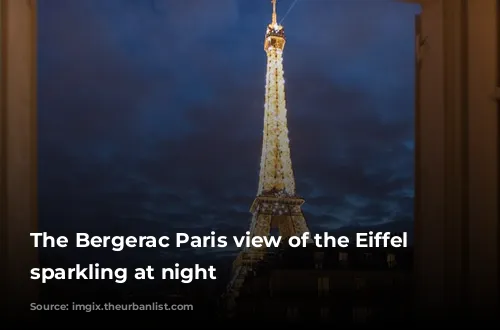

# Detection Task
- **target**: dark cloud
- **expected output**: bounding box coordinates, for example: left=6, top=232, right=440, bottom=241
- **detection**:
left=38, top=0, right=421, bottom=262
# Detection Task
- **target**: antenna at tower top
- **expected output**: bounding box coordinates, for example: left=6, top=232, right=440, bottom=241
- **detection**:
left=271, top=0, right=278, bottom=25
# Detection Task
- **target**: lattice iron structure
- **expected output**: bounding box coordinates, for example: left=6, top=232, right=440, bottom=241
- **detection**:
left=224, top=0, right=312, bottom=314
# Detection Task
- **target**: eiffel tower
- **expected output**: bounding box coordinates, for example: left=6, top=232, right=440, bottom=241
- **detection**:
left=225, top=0, right=311, bottom=313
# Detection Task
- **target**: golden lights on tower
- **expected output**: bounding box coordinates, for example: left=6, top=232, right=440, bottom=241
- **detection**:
left=224, top=1, right=312, bottom=312
left=258, top=0, right=295, bottom=196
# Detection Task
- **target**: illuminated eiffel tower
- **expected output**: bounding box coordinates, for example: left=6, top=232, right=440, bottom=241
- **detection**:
left=225, top=0, right=311, bottom=312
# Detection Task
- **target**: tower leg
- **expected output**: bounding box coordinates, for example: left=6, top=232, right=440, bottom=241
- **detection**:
left=290, top=214, right=313, bottom=243
left=249, top=213, right=272, bottom=238
left=246, top=213, right=272, bottom=257
left=290, top=214, right=310, bottom=236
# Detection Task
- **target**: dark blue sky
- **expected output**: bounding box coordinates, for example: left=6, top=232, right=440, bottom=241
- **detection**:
left=38, top=0, right=420, bottom=260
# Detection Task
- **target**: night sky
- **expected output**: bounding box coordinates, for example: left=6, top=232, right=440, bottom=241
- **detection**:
left=37, top=0, right=420, bottom=262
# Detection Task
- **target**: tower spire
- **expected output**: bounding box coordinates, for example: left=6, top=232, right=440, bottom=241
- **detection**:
left=264, top=0, right=285, bottom=52
left=271, top=0, right=277, bottom=25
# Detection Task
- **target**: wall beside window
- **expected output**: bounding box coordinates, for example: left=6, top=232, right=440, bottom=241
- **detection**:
left=0, top=0, right=39, bottom=319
